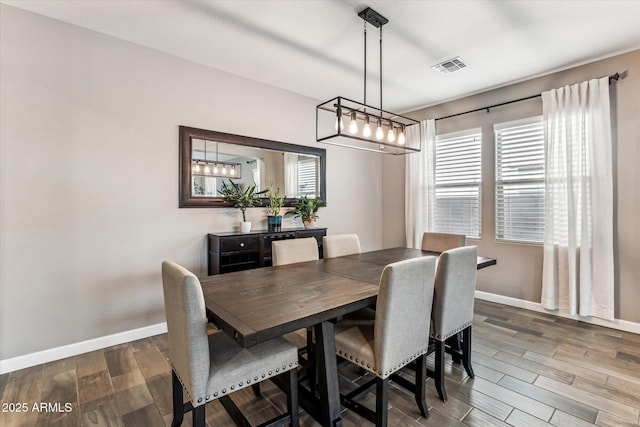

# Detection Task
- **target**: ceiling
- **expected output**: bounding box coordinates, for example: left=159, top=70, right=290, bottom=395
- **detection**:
left=3, top=0, right=640, bottom=112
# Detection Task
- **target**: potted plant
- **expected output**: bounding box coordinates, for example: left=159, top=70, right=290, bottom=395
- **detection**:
left=286, top=196, right=326, bottom=229
left=265, top=179, right=284, bottom=231
left=219, top=180, right=266, bottom=233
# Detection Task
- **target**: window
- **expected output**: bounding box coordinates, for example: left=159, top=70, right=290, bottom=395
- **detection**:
left=297, top=155, right=319, bottom=197
left=495, top=116, right=545, bottom=243
left=434, top=128, right=482, bottom=237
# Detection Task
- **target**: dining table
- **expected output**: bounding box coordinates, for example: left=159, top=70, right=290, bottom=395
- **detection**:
left=200, top=247, right=496, bottom=427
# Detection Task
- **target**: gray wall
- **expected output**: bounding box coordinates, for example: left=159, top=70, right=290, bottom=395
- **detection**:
left=382, top=49, right=640, bottom=323
left=0, top=5, right=384, bottom=360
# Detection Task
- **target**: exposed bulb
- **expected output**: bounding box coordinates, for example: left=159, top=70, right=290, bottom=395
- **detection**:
left=221, top=165, right=227, bottom=175
left=398, top=127, right=406, bottom=145
left=230, top=166, right=236, bottom=176
left=375, top=120, right=384, bottom=140
left=363, top=116, right=371, bottom=138
left=349, top=112, right=358, bottom=134
left=334, top=116, right=344, bottom=132
left=194, top=163, right=200, bottom=172
left=387, top=126, right=396, bottom=143
left=204, top=164, right=211, bottom=174
left=213, top=164, right=219, bottom=174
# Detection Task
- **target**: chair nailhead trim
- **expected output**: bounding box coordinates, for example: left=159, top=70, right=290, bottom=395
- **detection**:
left=197, top=398, right=202, bottom=403
left=222, top=389, right=226, bottom=394
left=214, top=392, right=218, bottom=397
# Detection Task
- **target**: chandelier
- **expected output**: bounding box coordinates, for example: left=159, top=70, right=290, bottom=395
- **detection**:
left=316, top=7, right=421, bottom=155
left=192, top=140, right=241, bottom=178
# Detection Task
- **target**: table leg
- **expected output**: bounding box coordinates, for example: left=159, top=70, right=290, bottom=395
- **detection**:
left=314, top=321, right=342, bottom=427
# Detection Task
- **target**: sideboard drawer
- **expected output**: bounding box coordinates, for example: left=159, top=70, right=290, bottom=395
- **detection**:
left=220, top=235, right=260, bottom=253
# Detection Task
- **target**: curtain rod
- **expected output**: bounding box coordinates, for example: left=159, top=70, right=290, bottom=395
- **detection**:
left=435, top=72, right=620, bottom=121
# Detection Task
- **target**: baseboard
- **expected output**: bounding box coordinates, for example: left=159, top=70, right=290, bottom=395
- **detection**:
left=475, top=291, right=640, bottom=335
left=0, top=322, right=167, bottom=374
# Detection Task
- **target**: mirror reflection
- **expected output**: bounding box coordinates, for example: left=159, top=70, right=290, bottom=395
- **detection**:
left=191, top=139, right=321, bottom=199
left=178, top=126, right=326, bottom=208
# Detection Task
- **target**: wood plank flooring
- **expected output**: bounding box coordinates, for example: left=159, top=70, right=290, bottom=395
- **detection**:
left=1, top=300, right=639, bottom=426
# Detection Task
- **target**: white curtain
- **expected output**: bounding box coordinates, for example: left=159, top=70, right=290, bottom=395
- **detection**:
left=284, top=153, right=298, bottom=197
left=541, top=77, right=614, bottom=320
left=405, top=119, right=436, bottom=249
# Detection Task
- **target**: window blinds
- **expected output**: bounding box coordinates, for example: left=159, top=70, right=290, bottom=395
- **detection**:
left=297, top=156, right=318, bottom=197
left=434, top=128, right=482, bottom=237
left=495, top=116, right=545, bottom=243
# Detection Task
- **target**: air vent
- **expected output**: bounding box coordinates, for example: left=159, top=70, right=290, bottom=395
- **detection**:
left=432, top=57, right=469, bottom=74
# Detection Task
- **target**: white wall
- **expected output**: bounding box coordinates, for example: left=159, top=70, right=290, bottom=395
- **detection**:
left=0, top=5, right=382, bottom=360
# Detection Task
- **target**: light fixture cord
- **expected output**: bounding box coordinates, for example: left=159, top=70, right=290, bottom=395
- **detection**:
left=363, top=20, right=367, bottom=111
left=379, top=25, right=383, bottom=118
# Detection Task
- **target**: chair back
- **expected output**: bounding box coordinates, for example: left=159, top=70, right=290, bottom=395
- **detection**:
left=323, top=234, right=361, bottom=258
left=432, top=246, right=478, bottom=340
left=272, top=237, right=319, bottom=266
left=161, top=261, right=210, bottom=402
left=373, top=256, right=436, bottom=378
left=421, top=232, right=466, bottom=253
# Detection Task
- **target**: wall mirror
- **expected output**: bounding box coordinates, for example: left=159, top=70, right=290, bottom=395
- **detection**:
left=179, top=126, right=326, bottom=208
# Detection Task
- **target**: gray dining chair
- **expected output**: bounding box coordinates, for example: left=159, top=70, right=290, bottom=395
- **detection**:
left=430, top=246, right=478, bottom=402
left=333, top=256, right=436, bottom=426
left=272, top=237, right=319, bottom=266
left=161, top=261, right=299, bottom=427
left=271, top=237, right=320, bottom=369
left=323, top=234, right=361, bottom=258
left=421, top=232, right=466, bottom=253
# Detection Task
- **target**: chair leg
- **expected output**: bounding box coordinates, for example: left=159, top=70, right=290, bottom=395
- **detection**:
left=414, top=354, right=429, bottom=419
left=462, top=326, right=474, bottom=378
left=171, top=371, right=185, bottom=427
left=286, top=367, right=300, bottom=427
left=435, top=340, right=447, bottom=402
left=450, top=333, right=463, bottom=364
left=192, top=405, right=205, bottom=427
left=251, top=383, right=261, bottom=397
left=306, top=327, right=317, bottom=396
left=375, top=377, right=389, bottom=427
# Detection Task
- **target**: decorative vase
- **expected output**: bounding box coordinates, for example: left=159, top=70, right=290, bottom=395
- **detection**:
left=267, top=215, right=282, bottom=232
left=303, top=219, right=316, bottom=229
left=240, top=221, right=251, bottom=233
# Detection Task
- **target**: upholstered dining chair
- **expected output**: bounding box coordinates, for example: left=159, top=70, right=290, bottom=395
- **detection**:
left=271, top=237, right=320, bottom=368
left=161, top=261, right=299, bottom=427
left=272, top=237, right=319, bottom=266
left=429, top=245, right=478, bottom=402
left=323, top=234, right=361, bottom=258
left=333, top=256, right=437, bottom=426
left=421, top=232, right=466, bottom=253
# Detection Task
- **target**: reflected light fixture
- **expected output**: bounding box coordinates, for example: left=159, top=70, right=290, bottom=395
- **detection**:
left=192, top=140, right=242, bottom=179
left=316, top=7, right=421, bottom=155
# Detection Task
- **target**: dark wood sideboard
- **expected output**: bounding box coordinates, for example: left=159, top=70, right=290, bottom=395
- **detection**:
left=208, top=228, right=327, bottom=275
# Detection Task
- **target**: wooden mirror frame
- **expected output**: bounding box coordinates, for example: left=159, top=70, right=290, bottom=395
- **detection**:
left=179, top=126, right=327, bottom=208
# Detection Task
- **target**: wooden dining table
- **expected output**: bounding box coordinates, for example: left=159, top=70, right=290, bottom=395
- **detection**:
left=200, top=247, right=496, bottom=427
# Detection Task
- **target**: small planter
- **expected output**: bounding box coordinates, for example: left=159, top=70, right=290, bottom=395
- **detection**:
left=240, top=221, right=252, bottom=233
left=267, top=215, right=282, bottom=232
left=303, top=219, right=316, bottom=229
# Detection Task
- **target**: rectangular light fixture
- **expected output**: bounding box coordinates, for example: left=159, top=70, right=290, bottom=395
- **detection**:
left=316, top=96, right=421, bottom=155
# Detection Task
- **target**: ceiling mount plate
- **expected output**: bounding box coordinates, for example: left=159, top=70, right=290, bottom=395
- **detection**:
left=358, top=7, right=388, bottom=28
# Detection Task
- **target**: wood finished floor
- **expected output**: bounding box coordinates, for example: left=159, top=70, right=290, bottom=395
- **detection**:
left=2, top=300, right=639, bottom=426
